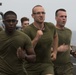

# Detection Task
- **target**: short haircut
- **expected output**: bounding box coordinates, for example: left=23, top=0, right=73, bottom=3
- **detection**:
left=3, top=11, right=17, bottom=19
left=55, top=8, right=66, bottom=17
left=21, top=17, right=29, bottom=23
left=32, top=5, right=42, bottom=14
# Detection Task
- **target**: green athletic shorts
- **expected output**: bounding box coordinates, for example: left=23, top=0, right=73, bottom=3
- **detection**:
left=25, top=63, right=54, bottom=75
left=54, top=62, right=73, bottom=75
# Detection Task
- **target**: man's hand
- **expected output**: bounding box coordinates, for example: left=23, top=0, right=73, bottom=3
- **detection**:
left=32, top=30, right=43, bottom=48
left=17, top=47, right=25, bottom=59
left=51, top=51, right=57, bottom=61
left=17, top=47, right=36, bottom=62
left=70, top=49, right=76, bottom=58
left=36, top=30, right=43, bottom=39
left=58, top=44, right=69, bottom=52
left=70, top=46, right=76, bottom=58
left=73, top=51, right=76, bottom=58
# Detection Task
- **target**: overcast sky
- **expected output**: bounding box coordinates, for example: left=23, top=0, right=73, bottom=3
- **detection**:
left=0, top=0, right=76, bottom=31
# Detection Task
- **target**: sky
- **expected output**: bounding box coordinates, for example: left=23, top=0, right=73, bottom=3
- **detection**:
left=0, top=0, right=76, bottom=31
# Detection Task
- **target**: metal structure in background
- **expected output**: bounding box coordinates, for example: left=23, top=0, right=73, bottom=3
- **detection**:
left=70, top=45, right=76, bottom=75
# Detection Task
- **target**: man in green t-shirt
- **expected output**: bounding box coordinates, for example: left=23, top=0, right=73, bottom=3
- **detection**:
left=0, top=11, right=36, bottom=75
left=22, top=5, right=58, bottom=75
left=54, top=8, right=73, bottom=75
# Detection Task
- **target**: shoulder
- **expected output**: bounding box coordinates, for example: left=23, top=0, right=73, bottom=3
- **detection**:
left=23, top=23, right=33, bottom=30
left=25, top=23, right=33, bottom=29
left=16, top=30, right=29, bottom=37
left=22, top=23, right=34, bottom=34
left=64, top=27, right=72, bottom=33
left=44, top=22, right=56, bottom=34
left=44, top=22, right=56, bottom=31
left=44, top=22, right=55, bottom=28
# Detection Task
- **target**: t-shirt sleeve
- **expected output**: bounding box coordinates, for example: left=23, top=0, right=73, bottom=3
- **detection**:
left=24, top=34, right=33, bottom=49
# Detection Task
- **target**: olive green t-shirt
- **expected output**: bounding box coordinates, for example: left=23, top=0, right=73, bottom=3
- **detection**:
left=54, top=27, right=72, bottom=64
left=0, top=30, right=33, bottom=74
left=23, top=22, right=56, bottom=63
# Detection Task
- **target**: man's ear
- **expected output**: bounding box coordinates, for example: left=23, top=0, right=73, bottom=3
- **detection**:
left=31, top=14, right=34, bottom=18
left=16, top=20, right=18, bottom=24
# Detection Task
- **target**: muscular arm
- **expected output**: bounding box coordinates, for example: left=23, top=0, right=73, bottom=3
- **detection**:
left=25, top=47, right=36, bottom=62
left=17, top=47, right=36, bottom=62
left=24, top=30, right=43, bottom=62
left=53, top=32, right=58, bottom=53
left=57, top=44, right=70, bottom=52
left=32, top=30, right=43, bottom=48
left=51, top=32, right=58, bottom=61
